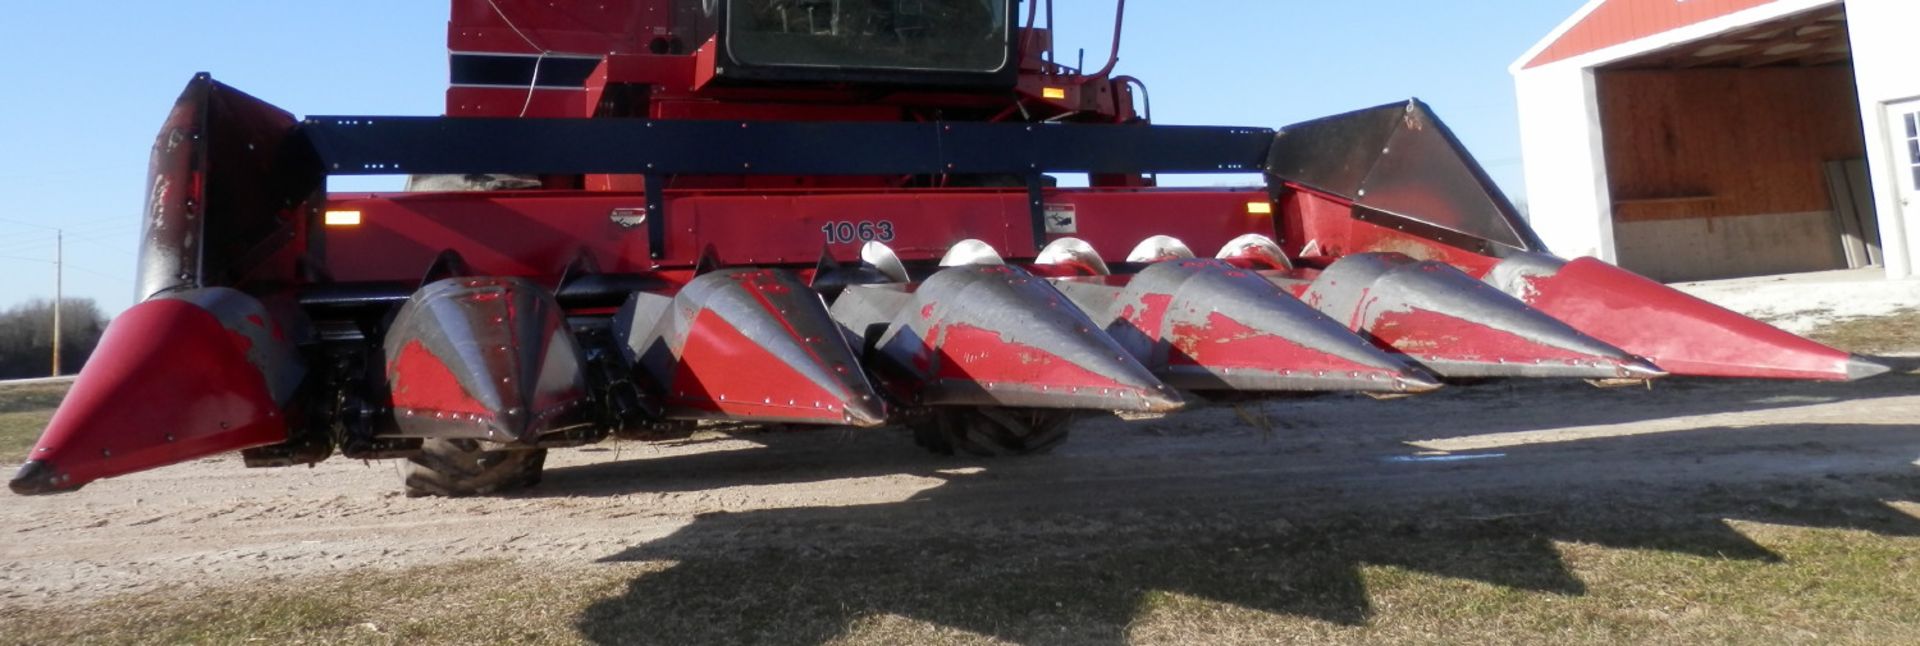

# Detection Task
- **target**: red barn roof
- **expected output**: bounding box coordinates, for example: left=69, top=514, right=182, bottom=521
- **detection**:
left=1523, top=0, right=1783, bottom=69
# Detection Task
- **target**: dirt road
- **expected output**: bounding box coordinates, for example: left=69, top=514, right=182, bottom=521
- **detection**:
left=4, top=370, right=1918, bottom=609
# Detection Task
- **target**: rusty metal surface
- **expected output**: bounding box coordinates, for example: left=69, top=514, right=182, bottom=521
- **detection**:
left=385, top=277, right=593, bottom=443
left=620, top=269, right=887, bottom=426
left=136, top=78, right=213, bottom=300
left=136, top=75, right=316, bottom=302
left=1302, top=253, right=1663, bottom=380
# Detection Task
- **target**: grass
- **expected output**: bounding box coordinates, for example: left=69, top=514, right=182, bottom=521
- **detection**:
left=1805, top=309, right=1920, bottom=356
left=0, top=560, right=623, bottom=646
left=0, top=382, right=65, bottom=463
left=5, top=503, right=1920, bottom=645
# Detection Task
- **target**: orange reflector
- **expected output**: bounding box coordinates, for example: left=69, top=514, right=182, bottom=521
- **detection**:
left=323, top=210, right=362, bottom=226
left=1042, top=87, right=1067, bottom=100
left=1246, top=202, right=1273, bottom=215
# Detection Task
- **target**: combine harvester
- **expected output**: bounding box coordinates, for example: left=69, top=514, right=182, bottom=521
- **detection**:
left=11, top=0, right=1888, bottom=496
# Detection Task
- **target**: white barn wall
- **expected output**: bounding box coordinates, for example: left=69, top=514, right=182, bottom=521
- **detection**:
left=1845, top=0, right=1920, bottom=278
left=1514, top=66, right=1613, bottom=260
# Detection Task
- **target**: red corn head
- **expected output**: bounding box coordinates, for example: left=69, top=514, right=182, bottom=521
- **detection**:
left=835, top=264, right=1183, bottom=412
left=12, top=289, right=303, bottom=494
left=386, top=277, right=594, bottom=443
left=1484, top=254, right=1889, bottom=381
left=619, top=269, right=887, bottom=426
left=1300, top=253, right=1666, bottom=380
left=1054, top=257, right=1439, bottom=394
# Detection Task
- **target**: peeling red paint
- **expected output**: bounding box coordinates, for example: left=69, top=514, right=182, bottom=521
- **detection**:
left=1127, top=293, right=1173, bottom=340
left=932, top=322, right=1142, bottom=393
left=670, top=307, right=850, bottom=422
left=1167, top=311, right=1398, bottom=376
left=389, top=339, right=492, bottom=416
left=1370, top=309, right=1592, bottom=364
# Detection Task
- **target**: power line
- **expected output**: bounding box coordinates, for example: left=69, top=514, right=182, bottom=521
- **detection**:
left=0, top=214, right=137, bottom=231
left=0, top=214, right=59, bottom=232
left=0, top=233, right=61, bottom=250
left=0, top=225, right=135, bottom=255
left=64, top=235, right=135, bottom=257
left=0, top=221, right=131, bottom=242
left=63, top=263, right=131, bottom=284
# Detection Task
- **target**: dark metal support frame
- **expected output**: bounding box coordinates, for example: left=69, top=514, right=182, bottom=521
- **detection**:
left=302, top=118, right=1276, bottom=255
left=303, top=118, right=1275, bottom=177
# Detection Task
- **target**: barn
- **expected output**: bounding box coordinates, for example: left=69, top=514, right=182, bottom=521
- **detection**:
left=1512, top=0, right=1920, bottom=282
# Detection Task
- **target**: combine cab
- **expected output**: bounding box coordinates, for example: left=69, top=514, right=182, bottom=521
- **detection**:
left=11, top=0, right=1888, bottom=496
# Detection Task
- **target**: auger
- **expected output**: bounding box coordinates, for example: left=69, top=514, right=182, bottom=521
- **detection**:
left=10, top=0, right=1887, bottom=496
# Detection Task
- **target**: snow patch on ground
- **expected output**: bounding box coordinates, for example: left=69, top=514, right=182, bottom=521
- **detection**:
left=1673, top=268, right=1920, bottom=334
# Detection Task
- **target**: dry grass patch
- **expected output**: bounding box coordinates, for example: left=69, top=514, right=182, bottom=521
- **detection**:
left=0, top=560, right=637, bottom=646
left=1806, top=309, right=1920, bottom=356
left=0, top=381, right=65, bottom=462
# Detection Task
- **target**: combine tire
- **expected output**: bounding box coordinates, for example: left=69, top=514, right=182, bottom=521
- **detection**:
left=912, top=408, right=1074, bottom=457
left=402, top=439, right=547, bottom=497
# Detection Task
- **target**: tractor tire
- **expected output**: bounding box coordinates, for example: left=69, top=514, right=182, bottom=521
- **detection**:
left=912, top=408, right=1075, bottom=457
left=402, top=439, right=547, bottom=497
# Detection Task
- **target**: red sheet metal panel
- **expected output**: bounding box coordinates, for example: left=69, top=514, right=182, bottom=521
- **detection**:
left=1486, top=255, right=1880, bottom=381
left=447, top=87, right=588, bottom=118
left=12, top=295, right=292, bottom=494
left=448, top=0, right=667, bottom=56
left=321, top=189, right=1275, bottom=282
left=1525, top=0, right=1781, bottom=69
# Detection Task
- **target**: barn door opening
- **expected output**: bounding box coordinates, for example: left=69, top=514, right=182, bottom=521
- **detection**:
left=1824, top=158, right=1881, bottom=268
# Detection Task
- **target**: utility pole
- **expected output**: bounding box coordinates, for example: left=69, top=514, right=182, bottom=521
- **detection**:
left=51, top=229, right=61, bottom=377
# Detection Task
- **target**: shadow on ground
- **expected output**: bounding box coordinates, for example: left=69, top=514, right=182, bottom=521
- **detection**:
left=552, top=374, right=1920, bottom=644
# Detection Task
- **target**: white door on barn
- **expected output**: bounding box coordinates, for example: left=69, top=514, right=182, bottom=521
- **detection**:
left=1893, top=99, right=1920, bottom=215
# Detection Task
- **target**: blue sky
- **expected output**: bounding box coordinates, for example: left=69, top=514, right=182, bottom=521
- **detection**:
left=0, top=1, right=1581, bottom=315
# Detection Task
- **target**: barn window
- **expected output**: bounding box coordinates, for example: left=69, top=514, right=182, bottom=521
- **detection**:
left=1907, top=112, right=1920, bottom=191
